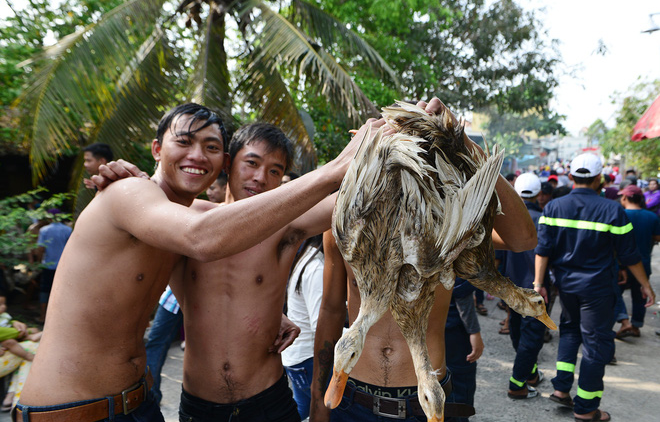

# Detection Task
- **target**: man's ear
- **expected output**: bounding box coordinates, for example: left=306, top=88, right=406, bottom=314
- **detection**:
left=151, top=139, right=162, bottom=161
left=223, top=152, right=231, bottom=172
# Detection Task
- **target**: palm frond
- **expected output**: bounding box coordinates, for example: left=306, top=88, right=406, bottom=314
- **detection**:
left=18, top=0, right=168, bottom=183
left=187, top=8, right=234, bottom=131
left=71, top=29, right=184, bottom=212
left=243, top=1, right=377, bottom=125
left=239, top=46, right=317, bottom=172
left=289, top=0, right=399, bottom=88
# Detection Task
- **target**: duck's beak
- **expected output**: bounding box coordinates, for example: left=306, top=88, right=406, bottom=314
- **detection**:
left=428, top=413, right=444, bottom=422
left=535, top=310, right=558, bottom=330
left=324, top=368, right=349, bottom=409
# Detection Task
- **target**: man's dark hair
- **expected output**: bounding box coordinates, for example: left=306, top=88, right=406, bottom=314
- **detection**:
left=156, top=103, right=229, bottom=151
left=505, top=173, right=517, bottom=182
left=229, top=123, right=293, bottom=172
left=626, top=192, right=645, bottom=206
left=552, top=186, right=572, bottom=199
left=540, top=181, right=554, bottom=195
left=572, top=175, right=598, bottom=186
left=216, top=171, right=228, bottom=186
left=83, top=143, right=113, bottom=162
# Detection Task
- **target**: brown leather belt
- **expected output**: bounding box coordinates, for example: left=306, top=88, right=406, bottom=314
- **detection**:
left=14, top=371, right=153, bottom=422
left=347, top=379, right=475, bottom=419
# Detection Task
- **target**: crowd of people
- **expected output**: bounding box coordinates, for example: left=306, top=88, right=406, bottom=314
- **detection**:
left=1, top=100, right=658, bottom=422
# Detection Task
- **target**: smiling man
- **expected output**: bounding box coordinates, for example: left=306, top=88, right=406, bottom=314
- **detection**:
left=16, top=104, right=367, bottom=422
left=171, top=122, right=338, bottom=422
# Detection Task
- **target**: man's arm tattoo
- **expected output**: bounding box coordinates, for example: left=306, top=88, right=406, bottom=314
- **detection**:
left=317, top=340, right=334, bottom=393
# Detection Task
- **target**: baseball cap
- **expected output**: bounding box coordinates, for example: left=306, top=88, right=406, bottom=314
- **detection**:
left=514, top=173, right=541, bottom=198
left=618, top=184, right=643, bottom=198
left=556, top=167, right=565, bottom=175
left=570, top=153, right=602, bottom=178
left=547, top=175, right=558, bottom=183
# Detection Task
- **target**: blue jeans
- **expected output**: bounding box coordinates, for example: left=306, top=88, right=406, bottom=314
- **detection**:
left=145, top=304, right=183, bottom=404
left=284, top=357, right=313, bottom=420
left=15, top=390, right=164, bottom=422
left=330, top=388, right=425, bottom=422
left=614, top=271, right=648, bottom=327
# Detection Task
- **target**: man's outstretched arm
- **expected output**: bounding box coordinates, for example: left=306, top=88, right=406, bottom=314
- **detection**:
left=104, top=118, right=384, bottom=262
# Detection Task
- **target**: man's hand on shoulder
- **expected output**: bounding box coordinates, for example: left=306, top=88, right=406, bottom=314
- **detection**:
left=92, top=159, right=150, bottom=191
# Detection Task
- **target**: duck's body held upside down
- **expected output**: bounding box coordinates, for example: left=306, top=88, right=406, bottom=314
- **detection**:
left=327, top=101, right=556, bottom=422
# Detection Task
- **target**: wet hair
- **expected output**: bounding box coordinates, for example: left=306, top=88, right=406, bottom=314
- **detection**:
left=291, top=234, right=323, bottom=295
left=156, top=103, right=228, bottom=151
left=229, top=123, right=293, bottom=172
left=83, top=143, right=113, bottom=161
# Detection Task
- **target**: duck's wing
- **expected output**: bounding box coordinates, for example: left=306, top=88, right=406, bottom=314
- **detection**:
left=401, top=146, right=504, bottom=290
left=333, top=127, right=392, bottom=262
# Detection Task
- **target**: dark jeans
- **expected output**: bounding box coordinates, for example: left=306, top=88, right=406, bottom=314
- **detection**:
left=39, top=269, right=56, bottom=304
left=284, top=356, right=313, bottom=420
left=614, top=271, right=648, bottom=327
left=15, top=390, right=164, bottom=422
left=508, top=310, right=546, bottom=391
left=179, top=373, right=299, bottom=422
left=552, top=291, right=616, bottom=415
left=145, top=304, right=183, bottom=404
left=445, top=324, right=477, bottom=422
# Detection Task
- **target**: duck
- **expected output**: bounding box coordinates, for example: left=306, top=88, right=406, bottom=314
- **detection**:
left=385, top=102, right=557, bottom=329
left=326, top=101, right=507, bottom=422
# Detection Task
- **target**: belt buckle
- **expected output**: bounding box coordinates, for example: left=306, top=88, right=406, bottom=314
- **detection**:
left=372, top=396, right=406, bottom=419
left=121, top=378, right=147, bottom=415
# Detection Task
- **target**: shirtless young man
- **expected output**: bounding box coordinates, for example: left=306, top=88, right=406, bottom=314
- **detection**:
left=170, top=101, right=448, bottom=422
left=310, top=112, right=538, bottom=422
left=16, top=103, right=366, bottom=422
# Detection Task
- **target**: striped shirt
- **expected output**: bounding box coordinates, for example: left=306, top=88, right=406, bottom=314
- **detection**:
left=158, top=286, right=180, bottom=314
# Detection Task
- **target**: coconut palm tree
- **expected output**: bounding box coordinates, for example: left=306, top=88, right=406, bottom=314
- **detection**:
left=17, top=0, right=397, bottom=192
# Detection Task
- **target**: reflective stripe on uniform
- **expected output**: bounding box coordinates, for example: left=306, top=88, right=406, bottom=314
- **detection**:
left=577, top=387, right=603, bottom=400
left=539, top=216, right=633, bottom=235
left=556, top=361, right=576, bottom=373
left=509, top=376, right=525, bottom=388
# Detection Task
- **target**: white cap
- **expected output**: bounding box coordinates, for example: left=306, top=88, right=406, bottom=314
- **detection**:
left=570, top=153, right=602, bottom=178
left=556, top=167, right=565, bottom=175
left=514, top=173, right=541, bottom=198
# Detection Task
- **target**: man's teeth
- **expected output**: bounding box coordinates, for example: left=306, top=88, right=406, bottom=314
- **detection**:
left=182, top=167, right=207, bottom=175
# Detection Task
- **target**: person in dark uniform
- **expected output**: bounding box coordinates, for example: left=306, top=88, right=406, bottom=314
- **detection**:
left=533, top=153, right=656, bottom=422
left=499, top=173, right=548, bottom=400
